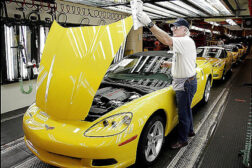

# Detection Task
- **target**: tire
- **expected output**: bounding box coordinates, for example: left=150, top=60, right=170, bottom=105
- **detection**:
left=221, top=70, right=226, bottom=81
left=221, top=64, right=226, bottom=81
left=136, top=115, right=165, bottom=167
left=201, top=78, right=211, bottom=104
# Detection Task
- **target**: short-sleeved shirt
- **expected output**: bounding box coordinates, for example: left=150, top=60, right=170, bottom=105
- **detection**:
left=171, top=36, right=196, bottom=78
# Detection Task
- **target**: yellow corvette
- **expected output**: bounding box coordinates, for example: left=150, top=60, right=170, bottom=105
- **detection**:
left=223, top=45, right=239, bottom=64
left=229, top=43, right=245, bottom=60
left=197, top=46, right=232, bottom=81
left=23, top=17, right=213, bottom=168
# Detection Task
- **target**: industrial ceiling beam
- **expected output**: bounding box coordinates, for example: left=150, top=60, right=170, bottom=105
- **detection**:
left=222, top=0, right=235, bottom=14
left=148, top=0, right=212, bottom=16
left=153, top=15, right=251, bottom=21
left=234, top=0, right=241, bottom=16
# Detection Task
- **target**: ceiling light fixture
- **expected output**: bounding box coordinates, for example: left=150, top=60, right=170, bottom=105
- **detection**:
left=226, top=19, right=237, bottom=26
left=206, top=0, right=232, bottom=15
left=170, top=1, right=208, bottom=17
left=191, top=25, right=219, bottom=34
left=144, top=3, right=184, bottom=17
left=206, top=21, right=220, bottom=26
left=143, top=6, right=176, bottom=18
left=187, top=0, right=220, bottom=16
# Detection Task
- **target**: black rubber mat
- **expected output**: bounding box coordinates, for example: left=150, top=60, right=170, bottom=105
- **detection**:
left=1, top=106, right=28, bottom=120
left=1, top=106, right=29, bottom=145
left=1, top=115, right=25, bottom=145
left=198, top=55, right=252, bottom=168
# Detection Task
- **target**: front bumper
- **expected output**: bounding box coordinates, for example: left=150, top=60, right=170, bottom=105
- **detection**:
left=23, top=110, right=138, bottom=168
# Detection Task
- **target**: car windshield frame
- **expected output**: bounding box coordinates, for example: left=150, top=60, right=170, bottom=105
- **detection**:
left=197, top=47, right=222, bottom=58
left=105, top=52, right=173, bottom=88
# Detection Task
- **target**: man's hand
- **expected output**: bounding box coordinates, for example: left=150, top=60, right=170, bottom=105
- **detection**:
left=161, top=61, right=172, bottom=68
left=136, top=12, right=151, bottom=26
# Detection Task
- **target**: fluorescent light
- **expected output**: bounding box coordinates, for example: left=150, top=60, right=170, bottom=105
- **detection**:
left=144, top=3, right=184, bottom=17
left=4, top=25, right=15, bottom=81
left=206, top=0, right=232, bottom=15
left=19, top=26, right=28, bottom=79
left=206, top=21, right=220, bottom=26
left=104, top=6, right=132, bottom=14
left=213, top=31, right=220, bottom=34
left=225, top=34, right=232, bottom=37
left=40, top=26, right=49, bottom=60
left=143, top=5, right=176, bottom=18
left=155, top=1, right=197, bottom=17
left=226, top=19, right=237, bottom=26
left=170, top=1, right=208, bottom=17
left=187, top=0, right=220, bottom=16
left=191, top=25, right=214, bottom=34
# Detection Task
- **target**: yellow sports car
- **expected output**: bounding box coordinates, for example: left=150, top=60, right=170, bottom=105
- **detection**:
left=197, top=46, right=232, bottom=81
left=23, top=17, right=213, bottom=168
left=230, top=43, right=245, bottom=60
left=223, top=45, right=239, bottom=64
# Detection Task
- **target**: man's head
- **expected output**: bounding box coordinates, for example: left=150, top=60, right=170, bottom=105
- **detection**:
left=170, top=18, right=190, bottom=37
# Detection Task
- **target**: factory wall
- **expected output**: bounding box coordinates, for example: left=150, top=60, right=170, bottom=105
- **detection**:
left=1, top=0, right=142, bottom=114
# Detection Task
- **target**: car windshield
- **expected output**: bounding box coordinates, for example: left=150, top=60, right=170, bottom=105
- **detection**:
left=197, top=48, right=221, bottom=58
left=230, top=44, right=242, bottom=49
left=105, top=54, right=173, bottom=88
left=224, top=45, right=238, bottom=52
left=224, top=45, right=232, bottom=51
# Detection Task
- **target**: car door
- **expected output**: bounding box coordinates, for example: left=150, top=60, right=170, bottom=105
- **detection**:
left=222, top=50, right=230, bottom=73
left=191, top=65, right=204, bottom=107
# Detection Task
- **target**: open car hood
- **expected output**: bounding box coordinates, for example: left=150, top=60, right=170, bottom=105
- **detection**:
left=36, top=17, right=133, bottom=120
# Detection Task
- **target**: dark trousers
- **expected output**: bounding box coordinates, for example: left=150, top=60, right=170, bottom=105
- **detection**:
left=175, top=77, right=197, bottom=143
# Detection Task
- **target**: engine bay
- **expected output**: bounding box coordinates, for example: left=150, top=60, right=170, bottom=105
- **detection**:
left=84, top=85, right=144, bottom=121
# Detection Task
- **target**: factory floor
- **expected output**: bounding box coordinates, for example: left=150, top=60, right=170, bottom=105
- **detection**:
left=198, top=51, right=252, bottom=168
left=1, top=51, right=251, bottom=168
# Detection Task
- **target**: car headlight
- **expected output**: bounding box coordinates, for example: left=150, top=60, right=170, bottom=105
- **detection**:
left=25, top=103, right=39, bottom=117
left=84, top=112, right=133, bottom=137
left=212, top=63, right=222, bottom=67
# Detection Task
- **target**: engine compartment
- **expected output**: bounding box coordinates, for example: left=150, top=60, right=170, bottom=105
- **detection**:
left=84, top=85, right=144, bottom=121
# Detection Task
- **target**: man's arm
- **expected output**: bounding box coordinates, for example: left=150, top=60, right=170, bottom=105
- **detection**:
left=137, top=12, right=173, bottom=47
left=149, top=25, right=173, bottom=47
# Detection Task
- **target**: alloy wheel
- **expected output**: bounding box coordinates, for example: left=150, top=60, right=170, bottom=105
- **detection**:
left=204, top=80, right=211, bottom=103
left=144, top=121, right=164, bottom=162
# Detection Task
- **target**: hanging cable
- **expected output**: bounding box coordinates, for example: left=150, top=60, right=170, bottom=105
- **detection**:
left=25, top=0, right=35, bottom=9
left=58, top=12, right=67, bottom=26
left=27, top=10, right=40, bottom=22
left=80, top=17, right=90, bottom=26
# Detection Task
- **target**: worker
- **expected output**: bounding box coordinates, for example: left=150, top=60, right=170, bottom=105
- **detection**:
left=137, top=12, right=197, bottom=149
left=217, top=38, right=224, bottom=46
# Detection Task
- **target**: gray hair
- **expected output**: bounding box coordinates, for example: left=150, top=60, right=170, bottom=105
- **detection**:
left=183, top=26, right=190, bottom=36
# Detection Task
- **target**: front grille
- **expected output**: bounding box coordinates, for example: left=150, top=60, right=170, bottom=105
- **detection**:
left=48, top=151, right=81, bottom=161
left=92, top=158, right=117, bottom=166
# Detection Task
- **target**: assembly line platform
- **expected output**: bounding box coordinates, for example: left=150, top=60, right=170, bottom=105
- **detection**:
left=1, top=51, right=251, bottom=168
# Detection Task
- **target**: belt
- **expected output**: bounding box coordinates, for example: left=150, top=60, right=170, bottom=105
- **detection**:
left=188, top=76, right=196, bottom=81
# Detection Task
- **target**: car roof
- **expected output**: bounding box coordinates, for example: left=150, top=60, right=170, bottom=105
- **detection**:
left=129, top=51, right=173, bottom=58
left=223, top=45, right=237, bottom=48
left=198, top=46, right=224, bottom=49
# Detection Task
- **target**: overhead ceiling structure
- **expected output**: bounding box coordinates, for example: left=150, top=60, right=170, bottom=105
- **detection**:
left=64, top=0, right=251, bottom=31
left=64, top=0, right=250, bottom=19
